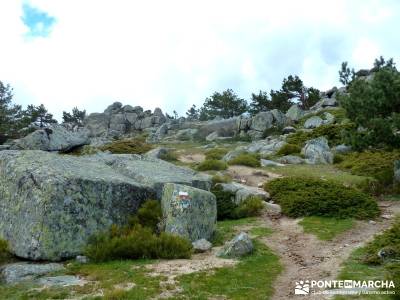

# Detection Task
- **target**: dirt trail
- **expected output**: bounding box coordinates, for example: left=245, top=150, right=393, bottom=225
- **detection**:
left=260, top=202, right=400, bottom=300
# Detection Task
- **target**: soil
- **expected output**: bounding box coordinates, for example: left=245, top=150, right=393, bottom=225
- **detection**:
left=226, top=165, right=281, bottom=187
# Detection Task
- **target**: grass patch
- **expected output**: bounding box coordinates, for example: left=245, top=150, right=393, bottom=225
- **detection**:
left=100, top=137, right=153, bottom=154
left=265, top=177, right=380, bottom=219
left=159, top=150, right=179, bottom=162
left=299, top=217, right=354, bottom=240
left=228, top=153, right=261, bottom=168
left=276, top=143, right=301, bottom=156
left=175, top=241, right=282, bottom=300
left=211, top=174, right=232, bottom=184
left=211, top=217, right=258, bottom=246
left=338, top=150, right=400, bottom=192
left=205, top=148, right=229, bottom=160
left=336, top=219, right=400, bottom=299
left=197, top=159, right=228, bottom=171
left=249, top=227, right=273, bottom=238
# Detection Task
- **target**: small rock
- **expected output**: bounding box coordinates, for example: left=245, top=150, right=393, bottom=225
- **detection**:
left=192, top=239, right=212, bottom=253
left=282, top=126, right=296, bottom=134
left=0, top=262, right=65, bottom=284
left=260, top=159, right=285, bottom=167
left=368, top=220, right=376, bottom=225
left=304, top=116, right=324, bottom=129
left=382, top=214, right=393, bottom=220
left=76, top=255, right=89, bottom=264
left=217, top=232, right=254, bottom=258
left=38, top=275, right=87, bottom=287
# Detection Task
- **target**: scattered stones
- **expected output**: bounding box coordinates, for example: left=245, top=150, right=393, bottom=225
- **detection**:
left=192, top=239, right=212, bottom=253
left=217, top=232, right=254, bottom=258
left=302, top=137, right=333, bottom=164
left=333, top=144, right=352, bottom=154
left=0, top=263, right=65, bottom=284
left=161, top=183, right=217, bottom=242
left=215, top=182, right=269, bottom=204
left=76, top=255, right=89, bottom=264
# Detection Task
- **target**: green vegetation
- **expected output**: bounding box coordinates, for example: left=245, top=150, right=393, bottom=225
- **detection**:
left=205, top=148, right=228, bottom=160
left=176, top=241, right=281, bottom=300
left=249, top=226, right=273, bottom=238
left=0, top=239, right=11, bottom=264
left=62, top=107, right=86, bottom=126
left=211, top=173, right=232, bottom=184
left=197, top=159, right=228, bottom=171
left=337, top=217, right=400, bottom=299
left=199, top=89, right=248, bottom=120
left=276, top=143, right=301, bottom=156
left=159, top=150, right=178, bottom=162
left=287, top=123, right=355, bottom=147
left=228, top=153, right=261, bottom=168
left=264, top=177, right=379, bottom=219
left=211, top=186, right=264, bottom=220
left=338, top=150, right=400, bottom=190
left=100, top=137, right=153, bottom=154
left=338, top=57, right=400, bottom=150
left=85, top=200, right=192, bottom=262
left=211, top=217, right=258, bottom=246
left=299, top=217, right=354, bottom=240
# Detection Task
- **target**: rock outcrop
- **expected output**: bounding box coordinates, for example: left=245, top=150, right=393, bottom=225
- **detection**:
left=161, top=183, right=217, bottom=242
left=285, top=104, right=305, bottom=122
left=302, top=137, right=333, bottom=164
left=215, top=182, right=269, bottom=204
left=0, top=150, right=211, bottom=261
left=9, top=126, right=89, bottom=152
left=0, top=263, right=65, bottom=284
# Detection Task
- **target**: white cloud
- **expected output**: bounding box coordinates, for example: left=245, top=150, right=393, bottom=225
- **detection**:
left=0, top=0, right=399, bottom=120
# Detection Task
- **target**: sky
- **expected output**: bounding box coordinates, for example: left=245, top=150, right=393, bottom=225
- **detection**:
left=0, top=0, right=399, bottom=120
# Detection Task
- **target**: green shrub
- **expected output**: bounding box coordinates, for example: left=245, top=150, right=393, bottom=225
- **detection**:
left=277, top=144, right=301, bottom=156
left=197, top=160, right=228, bottom=171
left=100, top=137, right=153, bottom=154
left=85, top=224, right=192, bottom=262
left=159, top=151, right=178, bottom=162
left=234, top=196, right=265, bottom=218
left=362, top=217, right=400, bottom=264
left=385, top=263, right=400, bottom=297
left=264, top=177, right=379, bottom=219
left=0, top=239, right=10, bottom=263
left=211, top=186, right=264, bottom=220
left=131, top=200, right=162, bottom=232
left=205, top=148, right=228, bottom=160
left=287, top=123, right=355, bottom=148
left=228, top=153, right=260, bottom=168
left=338, top=150, right=400, bottom=189
left=211, top=174, right=232, bottom=185
left=333, top=153, right=345, bottom=164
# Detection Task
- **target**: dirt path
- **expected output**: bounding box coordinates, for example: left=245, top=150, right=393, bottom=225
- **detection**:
left=260, top=201, right=400, bottom=300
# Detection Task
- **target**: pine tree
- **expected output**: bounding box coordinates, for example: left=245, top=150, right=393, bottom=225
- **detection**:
left=63, top=107, right=86, bottom=126
left=186, top=104, right=200, bottom=120
left=249, top=90, right=270, bottom=115
left=25, top=104, right=57, bottom=128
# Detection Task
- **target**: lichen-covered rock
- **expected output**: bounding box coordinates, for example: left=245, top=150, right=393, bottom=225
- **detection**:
left=198, top=118, right=238, bottom=139
left=0, top=151, right=211, bottom=261
left=251, top=111, right=274, bottom=132
left=161, top=183, right=217, bottom=242
left=192, top=239, right=212, bottom=253
left=215, top=182, right=269, bottom=204
left=304, top=116, right=324, bottom=129
left=217, top=232, right=253, bottom=258
left=333, top=144, right=352, bottom=154
left=0, top=263, right=65, bottom=284
left=302, top=137, right=333, bottom=164
left=286, top=104, right=305, bottom=122
left=277, top=155, right=305, bottom=165
left=9, top=126, right=89, bottom=152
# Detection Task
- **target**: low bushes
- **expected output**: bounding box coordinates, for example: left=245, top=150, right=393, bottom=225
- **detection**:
left=228, top=153, right=261, bottom=168
left=276, top=144, right=301, bottom=156
left=211, top=174, right=232, bottom=185
left=211, top=186, right=264, bottom=220
left=85, top=200, right=192, bottom=262
left=197, top=160, right=228, bottom=171
left=100, top=137, right=153, bottom=154
left=264, top=177, right=379, bottom=219
left=0, top=239, right=10, bottom=263
left=205, top=148, right=228, bottom=160
left=337, top=150, right=400, bottom=189
left=159, top=151, right=178, bottom=162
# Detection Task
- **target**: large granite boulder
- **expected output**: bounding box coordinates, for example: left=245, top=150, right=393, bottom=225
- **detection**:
left=197, top=118, right=238, bottom=139
left=9, top=126, right=89, bottom=152
left=161, top=183, right=217, bottom=242
left=286, top=104, right=305, bottom=122
left=84, top=113, right=109, bottom=137
left=0, top=151, right=211, bottom=261
left=215, top=182, right=269, bottom=204
left=250, top=111, right=274, bottom=132
left=217, top=232, right=253, bottom=258
left=302, top=137, right=333, bottom=164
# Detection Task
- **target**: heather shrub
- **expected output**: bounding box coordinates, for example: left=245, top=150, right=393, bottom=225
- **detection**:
left=197, top=160, right=228, bottom=171
left=228, top=153, right=260, bottom=168
left=205, top=148, right=228, bottom=160
left=276, top=144, right=301, bottom=156
left=100, top=137, right=153, bottom=154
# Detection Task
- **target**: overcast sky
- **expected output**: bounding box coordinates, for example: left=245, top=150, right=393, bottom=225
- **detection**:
left=1, top=0, right=399, bottom=120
